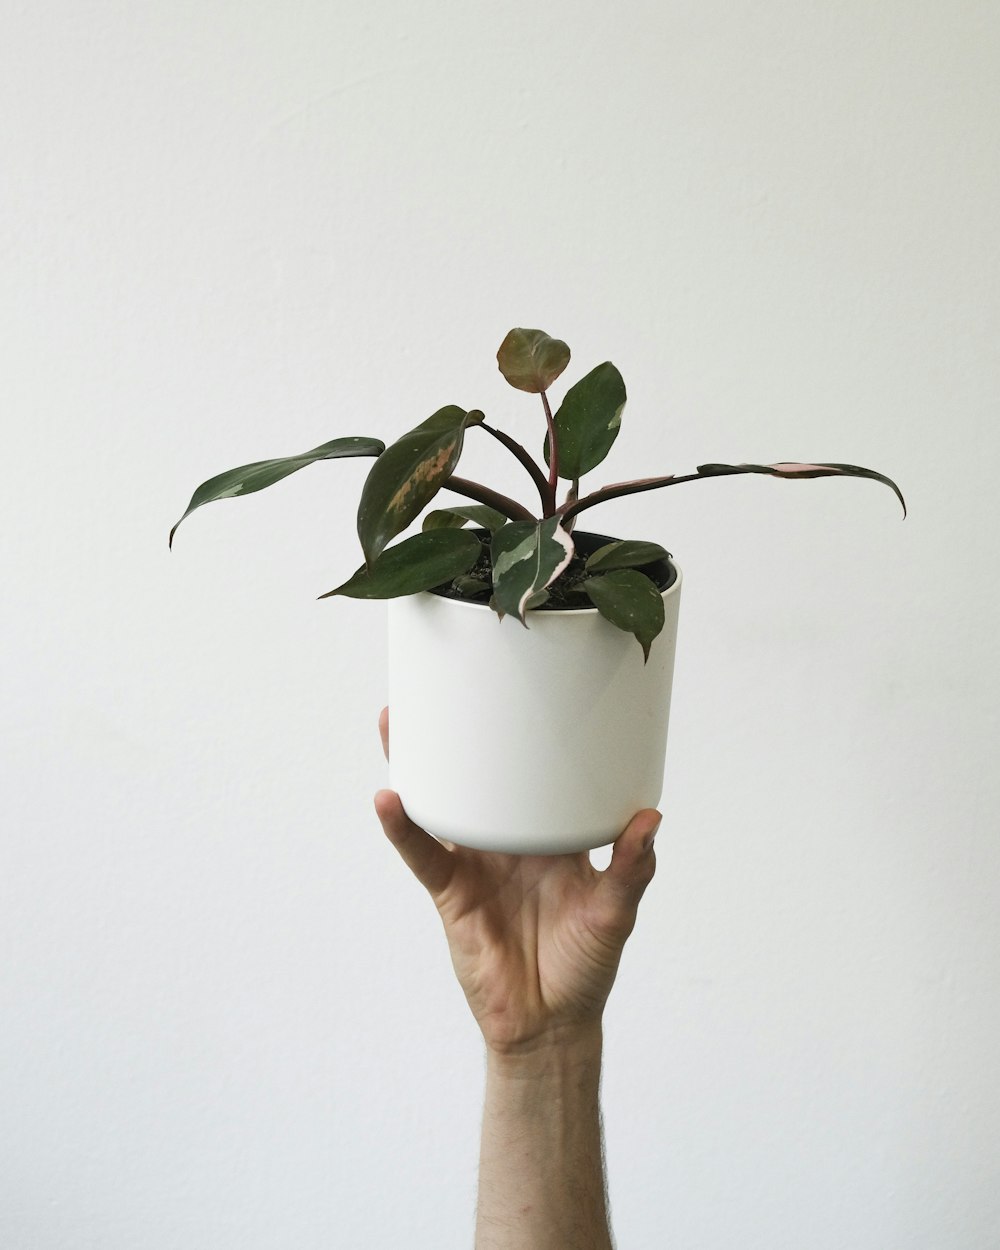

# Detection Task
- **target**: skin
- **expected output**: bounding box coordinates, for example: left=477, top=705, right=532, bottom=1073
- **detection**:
left=374, top=706, right=660, bottom=1248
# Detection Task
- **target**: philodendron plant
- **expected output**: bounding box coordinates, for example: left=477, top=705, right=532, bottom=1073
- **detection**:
left=170, top=328, right=906, bottom=660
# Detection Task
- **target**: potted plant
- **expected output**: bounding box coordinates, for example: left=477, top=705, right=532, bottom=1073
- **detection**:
left=170, top=328, right=905, bottom=854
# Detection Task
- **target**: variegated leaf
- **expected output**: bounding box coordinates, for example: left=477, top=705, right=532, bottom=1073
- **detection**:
left=564, top=459, right=906, bottom=523
left=695, top=461, right=907, bottom=516
left=585, top=539, right=670, bottom=572
left=545, top=361, right=626, bottom=479
left=496, top=328, right=571, bottom=394
left=421, top=503, right=508, bottom=532
left=319, top=529, right=481, bottom=600
left=357, top=406, right=484, bottom=565
left=490, top=515, right=575, bottom=625
left=584, top=569, right=666, bottom=663
left=169, top=436, right=385, bottom=548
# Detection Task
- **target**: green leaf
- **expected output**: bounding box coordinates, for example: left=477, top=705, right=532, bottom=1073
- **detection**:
left=451, top=575, right=491, bottom=596
left=357, top=406, right=484, bottom=565
left=496, top=328, right=571, bottom=394
left=544, top=362, right=625, bottom=480
left=564, top=459, right=907, bottom=524
left=421, top=504, right=508, bottom=533
left=695, top=461, right=908, bottom=517
left=583, top=569, right=666, bottom=663
left=585, top=539, right=670, bottom=572
left=320, top=529, right=481, bottom=600
left=169, top=436, right=385, bottom=548
left=491, top=515, right=575, bottom=625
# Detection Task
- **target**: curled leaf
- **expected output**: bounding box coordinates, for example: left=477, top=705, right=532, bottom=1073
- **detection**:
left=564, top=460, right=907, bottom=523
left=695, top=461, right=907, bottom=517
left=169, top=436, right=385, bottom=548
left=497, top=328, right=571, bottom=394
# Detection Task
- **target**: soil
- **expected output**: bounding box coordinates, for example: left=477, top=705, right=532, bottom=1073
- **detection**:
left=429, top=529, right=676, bottom=611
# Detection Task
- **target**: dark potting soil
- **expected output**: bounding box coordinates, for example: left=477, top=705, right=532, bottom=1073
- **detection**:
left=428, top=529, right=677, bottom=610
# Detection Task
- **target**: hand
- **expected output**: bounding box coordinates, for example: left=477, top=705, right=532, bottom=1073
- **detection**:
left=374, top=707, right=660, bottom=1056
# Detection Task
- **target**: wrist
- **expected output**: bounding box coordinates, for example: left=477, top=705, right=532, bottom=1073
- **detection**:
left=485, top=1021, right=604, bottom=1079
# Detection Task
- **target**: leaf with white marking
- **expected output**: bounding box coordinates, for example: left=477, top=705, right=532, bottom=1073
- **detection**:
left=585, top=539, right=670, bottom=572
left=583, top=569, right=666, bottom=663
left=545, top=361, right=626, bottom=479
left=564, top=460, right=907, bottom=522
left=490, top=516, right=575, bottom=625
left=169, top=436, right=385, bottom=548
left=694, top=462, right=907, bottom=516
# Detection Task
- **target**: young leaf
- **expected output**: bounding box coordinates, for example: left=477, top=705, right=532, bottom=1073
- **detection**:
left=357, top=406, right=484, bottom=566
left=585, top=539, right=670, bottom=572
left=583, top=570, right=666, bottom=663
left=320, top=529, right=481, bottom=600
left=545, top=362, right=626, bottom=479
left=497, top=328, right=571, bottom=394
left=491, top=515, right=575, bottom=625
left=169, top=436, right=385, bottom=548
left=421, top=504, right=508, bottom=532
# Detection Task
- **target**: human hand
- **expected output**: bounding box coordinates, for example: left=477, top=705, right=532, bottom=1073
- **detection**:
left=374, top=707, right=660, bottom=1057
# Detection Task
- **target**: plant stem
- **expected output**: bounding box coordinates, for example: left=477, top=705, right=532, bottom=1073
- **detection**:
left=480, top=422, right=555, bottom=514
left=558, top=472, right=696, bottom=523
left=541, top=390, right=559, bottom=512
left=444, top=475, right=537, bottom=523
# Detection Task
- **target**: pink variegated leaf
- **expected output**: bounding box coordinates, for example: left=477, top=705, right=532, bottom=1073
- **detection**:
left=695, top=462, right=907, bottom=516
left=490, top=516, right=575, bottom=626
left=563, top=460, right=905, bottom=523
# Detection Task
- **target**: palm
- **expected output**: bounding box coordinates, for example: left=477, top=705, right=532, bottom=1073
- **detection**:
left=375, top=708, right=659, bottom=1051
left=434, top=850, right=632, bottom=1051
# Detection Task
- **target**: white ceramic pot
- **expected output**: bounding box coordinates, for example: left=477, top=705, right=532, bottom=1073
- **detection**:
left=386, top=542, right=682, bottom=855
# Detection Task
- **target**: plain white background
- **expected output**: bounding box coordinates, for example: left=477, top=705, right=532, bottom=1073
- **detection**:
left=2, top=2, right=998, bottom=1246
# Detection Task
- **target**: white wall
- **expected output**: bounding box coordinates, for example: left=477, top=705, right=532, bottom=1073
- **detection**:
left=2, top=2, right=998, bottom=1246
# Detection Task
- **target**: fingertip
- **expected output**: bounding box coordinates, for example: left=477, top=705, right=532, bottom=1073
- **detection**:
left=373, top=786, right=395, bottom=814
left=372, top=789, right=454, bottom=895
left=627, top=808, right=662, bottom=849
left=605, top=809, right=661, bottom=891
left=373, top=788, right=406, bottom=838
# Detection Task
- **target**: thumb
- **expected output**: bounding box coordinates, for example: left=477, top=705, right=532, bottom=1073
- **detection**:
left=374, top=789, right=455, bottom=899
left=599, top=808, right=661, bottom=911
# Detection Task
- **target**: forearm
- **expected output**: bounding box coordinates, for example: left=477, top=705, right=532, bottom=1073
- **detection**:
left=475, top=1025, right=612, bottom=1250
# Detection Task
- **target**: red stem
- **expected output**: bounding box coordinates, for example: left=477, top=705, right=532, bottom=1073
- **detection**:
left=480, top=422, right=554, bottom=514
left=541, top=390, right=558, bottom=512
left=444, top=475, right=537, bottom=522
left=559, top=473, right=696, bottom=523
